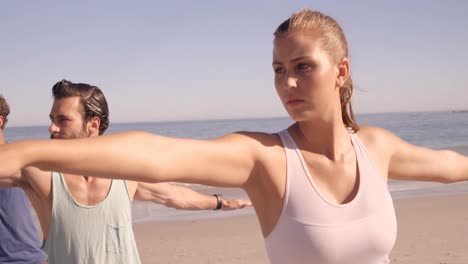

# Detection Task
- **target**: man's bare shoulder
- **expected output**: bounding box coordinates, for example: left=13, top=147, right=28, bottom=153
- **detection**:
left=22, top=166, right=52, bottom=179
left=21, top=166, right=52, bottom=197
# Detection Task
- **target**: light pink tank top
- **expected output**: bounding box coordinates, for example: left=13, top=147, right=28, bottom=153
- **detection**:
left=265, top=130, right=397, bottom=264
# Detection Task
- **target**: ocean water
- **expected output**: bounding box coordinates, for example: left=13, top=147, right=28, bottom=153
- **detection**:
left=6, top=111, right=468, bottom=148
left=4, top=111, right=468, bottom=222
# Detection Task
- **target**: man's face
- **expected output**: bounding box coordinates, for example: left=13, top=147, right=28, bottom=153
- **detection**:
left=49, top=97, right=89, bottom=139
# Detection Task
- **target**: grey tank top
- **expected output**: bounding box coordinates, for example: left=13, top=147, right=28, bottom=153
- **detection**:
left=265, top=130, right=397, bottom=264
left=43, top=172, right=141, bottom=264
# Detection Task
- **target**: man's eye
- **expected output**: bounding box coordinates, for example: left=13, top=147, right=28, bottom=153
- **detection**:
left=274, top=67, right=285, bottom=74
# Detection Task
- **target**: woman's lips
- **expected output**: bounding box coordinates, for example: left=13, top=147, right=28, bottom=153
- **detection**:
left=286, top=98, right=304, bottom=106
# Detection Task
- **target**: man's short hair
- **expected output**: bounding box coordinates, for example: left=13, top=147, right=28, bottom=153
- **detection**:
left=52, top=80, right=110, bottom=135
left=0, top=94, right=10, bottom=129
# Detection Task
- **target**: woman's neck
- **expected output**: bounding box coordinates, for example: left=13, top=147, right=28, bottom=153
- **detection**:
left=292, top=116, right=353, bottom=160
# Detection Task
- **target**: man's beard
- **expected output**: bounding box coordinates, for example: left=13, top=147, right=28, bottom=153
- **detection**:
left=50, top=130, right=88, bottom=140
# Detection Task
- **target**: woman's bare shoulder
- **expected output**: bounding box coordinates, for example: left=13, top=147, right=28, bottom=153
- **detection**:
left=355, top=125, right=405, bottom=158
left=356, top=125, right=398, bottom=145
left=216, top=131, right=283, bottom=147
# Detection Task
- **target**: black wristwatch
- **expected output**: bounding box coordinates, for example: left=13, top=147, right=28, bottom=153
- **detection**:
left=213, top=194, right=223, bottom=210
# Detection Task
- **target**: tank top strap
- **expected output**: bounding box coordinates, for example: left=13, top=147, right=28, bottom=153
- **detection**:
left=276, top=129, right=296, bottom=209
left=348, top=130, right=377, bottom=172
left=51, top=171, right=68, bottom=209
left=278, top=129, right=296, bottom=149
left=348, top=129, right=361, bottom=151
left=121, top=180, right=132, bottom=203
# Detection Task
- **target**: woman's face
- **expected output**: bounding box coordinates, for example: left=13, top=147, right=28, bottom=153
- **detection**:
left=273, top=31, right=341, bottom=122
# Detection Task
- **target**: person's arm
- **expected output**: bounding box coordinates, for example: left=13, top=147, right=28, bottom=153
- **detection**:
left=134, top=182, right=251, bottom=210
left=0, top=170, right=23, bottom=188
left=368, top=127, right=468, bottom=183
left=1, top=131, right=268, bottom=188
left=0, top=143, right=37, bottom=190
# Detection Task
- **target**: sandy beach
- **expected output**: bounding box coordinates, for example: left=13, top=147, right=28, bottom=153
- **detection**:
left=134, top=193, right=468, bottom=264
left=390, top=194, right=468, bottom=264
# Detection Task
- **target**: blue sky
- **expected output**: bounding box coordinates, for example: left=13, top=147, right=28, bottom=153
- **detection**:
left=1, top=1, right=467, bottom=127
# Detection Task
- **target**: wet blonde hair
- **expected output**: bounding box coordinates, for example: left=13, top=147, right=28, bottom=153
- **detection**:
left=274, top=9, right=359, bottom=131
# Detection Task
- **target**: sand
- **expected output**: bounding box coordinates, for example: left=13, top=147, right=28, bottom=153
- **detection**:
left=133, top=194, right=468, bottom=264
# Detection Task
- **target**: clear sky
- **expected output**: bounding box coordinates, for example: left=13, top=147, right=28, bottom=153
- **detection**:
left=1, top=0, right=467, bottom=127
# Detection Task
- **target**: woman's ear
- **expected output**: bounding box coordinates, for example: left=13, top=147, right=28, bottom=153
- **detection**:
left=336, top=57, right=350, bottom=88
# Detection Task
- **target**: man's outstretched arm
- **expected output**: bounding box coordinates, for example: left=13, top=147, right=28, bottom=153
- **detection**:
left=134, top=182, right=251, bottom=210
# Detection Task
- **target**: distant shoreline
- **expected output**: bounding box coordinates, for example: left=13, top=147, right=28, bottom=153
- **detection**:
left=6, top=109, right=468, bottom=128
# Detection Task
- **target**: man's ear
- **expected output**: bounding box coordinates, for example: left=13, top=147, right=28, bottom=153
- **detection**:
left=86, top=116, right=101, bottom=136
left=0, top=116, right=5, bottom=129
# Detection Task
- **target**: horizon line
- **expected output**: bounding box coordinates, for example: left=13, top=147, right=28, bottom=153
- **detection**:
left=6, top=109, right=467, bottom=129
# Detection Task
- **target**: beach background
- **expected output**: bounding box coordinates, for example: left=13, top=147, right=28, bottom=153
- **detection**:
left=4, top=111, right=468, bottom=263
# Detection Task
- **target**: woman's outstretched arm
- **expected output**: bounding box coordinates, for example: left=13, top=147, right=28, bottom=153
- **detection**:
left=362, top=126, right=468, bottom=183
left=0, top=131, right=266, bottom=188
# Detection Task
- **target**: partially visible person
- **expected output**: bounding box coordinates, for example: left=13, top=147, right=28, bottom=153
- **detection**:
left=0, top=94, right=48, bottom=264
left=0, top=82, right=250, bottom=264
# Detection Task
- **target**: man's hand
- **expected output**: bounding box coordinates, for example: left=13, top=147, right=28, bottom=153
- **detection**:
left=220, top=198, right=252, bottom=211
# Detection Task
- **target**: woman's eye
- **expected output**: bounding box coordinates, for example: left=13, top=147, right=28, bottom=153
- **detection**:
left=297, top=63, right=311, bottom=71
